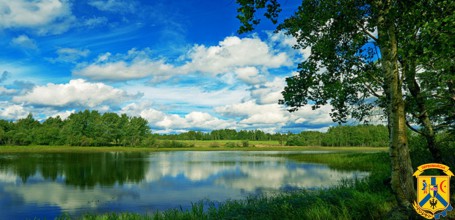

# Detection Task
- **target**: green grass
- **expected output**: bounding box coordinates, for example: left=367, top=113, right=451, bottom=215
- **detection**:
left=284, top=152, right=390, bottom=171
left=0, top=141, right=388, bottom=153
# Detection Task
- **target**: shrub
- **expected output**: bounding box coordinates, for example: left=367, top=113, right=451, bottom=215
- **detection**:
left=209, top=143, right=220, bottom=148
left=224, top=142, right=238, bottom=148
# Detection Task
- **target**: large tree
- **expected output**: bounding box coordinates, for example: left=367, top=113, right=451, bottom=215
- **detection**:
left=399, top=0, right=455, bottom=164
left=235, top=0, right=452, bottom=209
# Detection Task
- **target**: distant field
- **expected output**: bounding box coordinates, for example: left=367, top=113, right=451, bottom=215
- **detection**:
left=0, top=140, right=387, bottom=153
left=178, top=140, right=283, bottom=147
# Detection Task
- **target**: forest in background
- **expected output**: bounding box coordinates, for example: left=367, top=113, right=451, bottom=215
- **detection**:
left=0, top=111, right=150, bottom=146
left=0, top=110, right=390, bottom=147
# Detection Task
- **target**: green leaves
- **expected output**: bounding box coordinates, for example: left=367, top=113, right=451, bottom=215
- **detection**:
left=0, top=111, right=152, bottom=147
left=236, top=0, right=281, bottom=34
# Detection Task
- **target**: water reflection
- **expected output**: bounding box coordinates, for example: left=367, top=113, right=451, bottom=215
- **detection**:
left=0, top=152, right=148, bottom=187
left=0, top=151, right=368, bottom=219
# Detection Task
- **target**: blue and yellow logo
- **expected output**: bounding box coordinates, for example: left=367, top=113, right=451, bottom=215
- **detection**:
left=413, top=163, right=453, bottom=219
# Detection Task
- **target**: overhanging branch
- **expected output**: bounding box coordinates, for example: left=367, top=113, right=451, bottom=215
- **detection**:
left=406, top=120, right=423, bottom=135
left=357, top=21, right=379, bottom=42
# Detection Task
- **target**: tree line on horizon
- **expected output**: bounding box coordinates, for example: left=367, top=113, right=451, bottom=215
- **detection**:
left=286, top=125, right=388, bottom=147
left=0, top=110, right=390, bottom=147
left=0, top=110, right=150, bottom=146
left=159, top=125, right=389, bottom=147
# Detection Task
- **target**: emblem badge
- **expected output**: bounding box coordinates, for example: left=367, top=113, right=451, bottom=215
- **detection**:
left=413, top=163, right=453, bottom=219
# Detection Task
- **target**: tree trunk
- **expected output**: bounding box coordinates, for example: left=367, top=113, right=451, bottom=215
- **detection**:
left=403, top=59, right=443, bottom=163
left=377, top=0, right=416, bottom=209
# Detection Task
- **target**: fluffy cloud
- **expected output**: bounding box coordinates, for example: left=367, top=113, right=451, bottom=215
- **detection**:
left=0, top=86, right=16, bottom=95
left=0, top=0, right=75, bottom=35
left=249, top=77, right=286, bottom=105
left=118, top=71, right=335, bottom=132
left=0, top=103, right=28, bottom=120
left=290, top=105, right=335, bottom=126
left=235, top=67, right=266, bottom=85
left=215, top=100, right=289, bottom=125
left=51, top=110, right=75, bottom=120
left=121, top=103, right=233, bottom=132
left=181, top=36, right=290, bottom=75
left=215, top=100, right=335, bottom=132
left=73, top=49, right=176, bottom=81
left=11, top=35, right=38, bottom=50
left=12, top=79, right=138, bottom=108
left=268, top=31, right=311, bottom=61
left=122, top=84, right=249, bottom=107
left=73, top=36, right=292, bottom=83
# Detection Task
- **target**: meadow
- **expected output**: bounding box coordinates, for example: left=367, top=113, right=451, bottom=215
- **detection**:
left=0, top=140, right=387, bottom=153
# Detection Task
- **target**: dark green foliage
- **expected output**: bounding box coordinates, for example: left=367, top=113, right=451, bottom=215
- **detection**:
left=0, top=112, right=392, bottom=148
left=409, top=132, right=455, bottom=169
left=287, top=125, right=388, bottom=147
left=159, top=129, right=285, bottom=142
left=223, top=141, right=252, bottom=148
left=0, top=110, right=151, bottom=147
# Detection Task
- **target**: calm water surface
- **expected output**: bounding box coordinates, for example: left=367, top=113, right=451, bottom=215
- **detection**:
left=0, top=151, right=368, bottom=219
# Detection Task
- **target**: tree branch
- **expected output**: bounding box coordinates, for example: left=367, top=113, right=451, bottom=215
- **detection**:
left=406, top=121, right=423, bottom=135
left=364, top=83, right=383, bottom=98
left=357, top=21, right=379, bottom=42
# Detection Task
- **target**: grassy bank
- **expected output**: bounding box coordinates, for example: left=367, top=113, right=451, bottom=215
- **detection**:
left=54, top=152, right=403, bottom=220
left=0, top=141, right=387, bottom=153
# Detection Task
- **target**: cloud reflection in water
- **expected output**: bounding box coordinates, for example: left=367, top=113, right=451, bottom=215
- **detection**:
left=0, top=151, right=367, bottom=219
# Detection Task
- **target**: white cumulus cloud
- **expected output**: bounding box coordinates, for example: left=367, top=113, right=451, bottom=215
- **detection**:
left=249, top=77, right=286, bottom=105
left=0, top=103, right=28, bottom=120
left=235, top=67, right=266, bottom=85
left=73, top=36, right=292, bottom=83
left=181, top=36, right=290, bottom=75
left=121, top=103, right=233, bottom=132
left=51, top=110, right=76, bottom=120
left=0, top=86, right=16, bottom=95
left=215, top=100, right=289, bottom=125
left=73, top=49, right=177, bottom=81
left=0, top=0, right=75, bottom=35
left=12, top=79, right=138, bottom=108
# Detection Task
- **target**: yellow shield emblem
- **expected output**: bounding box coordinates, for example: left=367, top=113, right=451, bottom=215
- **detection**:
left=413, top=163, right=453, bottom=219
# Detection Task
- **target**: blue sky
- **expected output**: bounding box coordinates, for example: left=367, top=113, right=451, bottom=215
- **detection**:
left=0, top=0, right=339, bottom=133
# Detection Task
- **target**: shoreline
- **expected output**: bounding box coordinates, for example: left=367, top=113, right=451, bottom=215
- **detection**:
left=0, top=145, right=387, bottom=153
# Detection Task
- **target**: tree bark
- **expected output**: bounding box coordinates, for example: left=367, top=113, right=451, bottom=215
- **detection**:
left=403, top=58, right=443, bottom=163
left=376, top=0, right=416, bottom=209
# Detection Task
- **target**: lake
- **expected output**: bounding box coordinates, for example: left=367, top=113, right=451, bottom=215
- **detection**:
left=0, top=151, right=368, bottom=219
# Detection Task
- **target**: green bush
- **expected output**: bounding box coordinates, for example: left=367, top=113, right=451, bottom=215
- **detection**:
left=224, top=142, right=238, bottom=148
left=209, top=143, right=220, bottom=148
left=285, top=135, right=306, bottom=146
